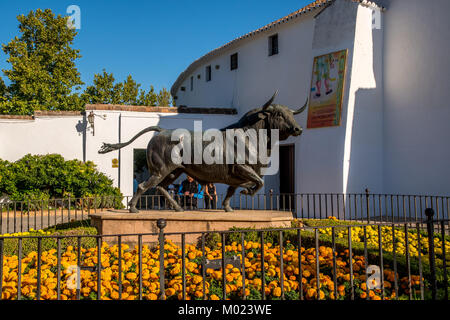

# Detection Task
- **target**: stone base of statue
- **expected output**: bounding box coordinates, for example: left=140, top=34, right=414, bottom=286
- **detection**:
left=90, top=209, right=294, bottom=244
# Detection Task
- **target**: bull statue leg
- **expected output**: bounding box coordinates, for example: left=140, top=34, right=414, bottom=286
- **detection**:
left=235, top=165, right=265, bottom=196
left=155, top=169, right=184, bottom=212
left=222, top=186, right=237, bottom=212
left=156, top=186, right=183, bottom=212
left=130, top=168, right=185, bottom=213
left=129, top=174, right=164, bottom=213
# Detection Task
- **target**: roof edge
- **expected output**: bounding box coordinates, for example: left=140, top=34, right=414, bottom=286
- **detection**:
left=170, top=0, right=386, bottom=97
left=87, top=104, right=237, bottom=115
left=170, top=0, right=334, bottom=97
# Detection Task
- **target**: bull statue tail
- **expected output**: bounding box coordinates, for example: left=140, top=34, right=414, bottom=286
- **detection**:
left=98, top=126, right=163, bottom=154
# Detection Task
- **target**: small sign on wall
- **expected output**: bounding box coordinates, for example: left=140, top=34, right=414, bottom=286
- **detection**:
left=112, top=158, right=119, bottom=168
left=307, top=49, right=348, bottom=129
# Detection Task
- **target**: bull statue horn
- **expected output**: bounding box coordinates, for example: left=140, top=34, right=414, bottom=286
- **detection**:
left=292, top=98, right=308, bottom=115
left=262, top=90, right=278, bottom=110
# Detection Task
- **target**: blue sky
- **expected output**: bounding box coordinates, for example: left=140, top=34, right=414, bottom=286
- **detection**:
left=0, top=0, right=312, bottom=93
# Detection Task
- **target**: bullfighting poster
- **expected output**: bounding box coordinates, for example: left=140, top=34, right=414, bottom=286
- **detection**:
left=307, top=49, right=348, bottom=128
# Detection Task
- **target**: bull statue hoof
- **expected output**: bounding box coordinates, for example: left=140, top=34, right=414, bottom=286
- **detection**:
left=224, top=205, right=234, bottom=212
left=129, top=207, right=139, bottom=213
left=240, top=189, right=248, bottom=195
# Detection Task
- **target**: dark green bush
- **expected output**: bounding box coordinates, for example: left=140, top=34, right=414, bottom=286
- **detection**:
left=1, top=226, right=98, bottom=256
left=0, top=154, right=123, bottom=209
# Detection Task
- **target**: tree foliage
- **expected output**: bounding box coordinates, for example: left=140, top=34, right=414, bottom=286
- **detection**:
left=81, top=70, right=123, bottom=105
left=1, top=9, right=84, bottom=115
left=82, top=69, right=173, bottom=106
left=0, top=77, right=6, bottom=102
left=0, top=8, right=174, bottom=115
left=157, top=87, right=173, bottom=106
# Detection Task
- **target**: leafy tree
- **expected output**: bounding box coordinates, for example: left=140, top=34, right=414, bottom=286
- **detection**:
left=83, top=70, right=172, bottom=107
left=121, top=75, right=140, bottom=105
left=137, top=85, right=158, bottom=106
left=0, top=77, right=6, bottom=101
left=157, top=87, right=172, bottom=106
left=82, top=69, right=123, bottom=104
left=0, top=8, right=174, bottom=114
left=1, top=9, right=84, bottom=114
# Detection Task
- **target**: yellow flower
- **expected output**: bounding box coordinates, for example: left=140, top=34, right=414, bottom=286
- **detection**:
left=273, top=287, right=282, bottom=297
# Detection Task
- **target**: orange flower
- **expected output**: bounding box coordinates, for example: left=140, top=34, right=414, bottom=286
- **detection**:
left=273, top=287, right=282, bottom=297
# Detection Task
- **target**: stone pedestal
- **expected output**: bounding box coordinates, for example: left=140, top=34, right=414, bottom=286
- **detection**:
left=89, top=209, right=294, bottom=244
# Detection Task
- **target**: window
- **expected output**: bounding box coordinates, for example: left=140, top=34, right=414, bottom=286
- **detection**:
left=269, top=34, right=278, bottom=56
left=190, top=76, right=193, bottom=91
left=206, top=65, right=211, bottom=82
left=230, top=53, right=238, bottom=70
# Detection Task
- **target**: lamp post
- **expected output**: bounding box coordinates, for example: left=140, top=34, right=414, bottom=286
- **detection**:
left=87, top=111, right=107, bottom=136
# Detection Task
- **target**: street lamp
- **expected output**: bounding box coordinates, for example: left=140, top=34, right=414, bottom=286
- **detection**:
left=87, top=111, right=95, bottom=135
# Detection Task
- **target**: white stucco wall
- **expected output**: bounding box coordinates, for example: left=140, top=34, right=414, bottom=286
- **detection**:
left=0, top=115, right=84, bottom=162
left=174, top=0, right=385, bottom=196
left=89, top=110, right=239, bottom=197
left=382, top=0, right=450, bottom=195
left=174, top=10, right=317, bottom=113
left=0, top=111, right=239, bottom=198
left=177, top=0, right=382, bottom=193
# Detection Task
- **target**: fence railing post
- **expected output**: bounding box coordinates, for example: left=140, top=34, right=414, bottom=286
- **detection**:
left=269, top=189, right=273, bottom=210
left=425, top=208, right=437, bottom=300
left=157, top=218, right=166, bottom=300
left=365, top=188, right=370, bottom=223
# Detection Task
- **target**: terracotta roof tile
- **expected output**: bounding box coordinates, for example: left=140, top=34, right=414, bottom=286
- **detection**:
left=86, top=104, right=237, bottom=115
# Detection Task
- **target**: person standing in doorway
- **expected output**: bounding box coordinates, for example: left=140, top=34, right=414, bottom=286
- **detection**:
left=133, top=175, right=138, bottom=194
left=204, top=183, right=217, bottom=209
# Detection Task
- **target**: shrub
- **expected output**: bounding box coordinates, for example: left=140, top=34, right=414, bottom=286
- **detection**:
left=0, top=154, right=123, bottom=209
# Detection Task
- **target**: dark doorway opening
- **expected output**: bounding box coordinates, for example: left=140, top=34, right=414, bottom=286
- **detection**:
left=279, top=144, right=295, bottom=211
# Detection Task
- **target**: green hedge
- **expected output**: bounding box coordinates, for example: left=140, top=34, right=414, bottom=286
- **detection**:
left=0, top=154, right=123, bottom=209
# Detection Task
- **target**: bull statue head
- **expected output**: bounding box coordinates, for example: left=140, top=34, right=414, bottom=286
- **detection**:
left=260, top=90, right=308, bottom=140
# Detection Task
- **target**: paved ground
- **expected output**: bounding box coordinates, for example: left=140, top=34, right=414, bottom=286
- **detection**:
left=0, top=209, right=91, bottom=234
left=1, top=209, right=447, bottom=234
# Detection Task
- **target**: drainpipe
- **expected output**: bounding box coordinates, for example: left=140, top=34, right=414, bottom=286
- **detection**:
left=82, top=111, right=87, bottom=163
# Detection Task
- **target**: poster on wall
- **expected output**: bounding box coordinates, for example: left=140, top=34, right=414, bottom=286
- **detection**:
left=307, top=49, right=348, bottom=129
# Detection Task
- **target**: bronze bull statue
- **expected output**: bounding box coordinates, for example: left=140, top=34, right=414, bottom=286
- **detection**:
left=99, top=91, right=307, bottom=213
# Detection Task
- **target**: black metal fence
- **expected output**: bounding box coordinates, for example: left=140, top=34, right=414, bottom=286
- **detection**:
left=0, top=208, right=448, bottom=300
left=0, top=196, right=120, bottom=234
left=132, top=192, right=450, bottom=222
left=2, top=193, right=450, bottom=234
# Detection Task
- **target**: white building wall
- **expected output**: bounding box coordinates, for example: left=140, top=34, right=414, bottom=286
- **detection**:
left=299, top=0, right=359, bottom=195
left=174, top=11, right=317, bottom=113
left=174, top=0, right=385, bottom=196
left=0, top=115, right=84, bottom=162
left=0, top=111, right=239, bottom=198
left=382, top=0, right=450, bottom=195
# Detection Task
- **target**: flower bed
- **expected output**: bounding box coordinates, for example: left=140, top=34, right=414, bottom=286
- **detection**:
left=0, top=238, right=430, bottom=300
left=317, top=218, right=449, bottom=258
